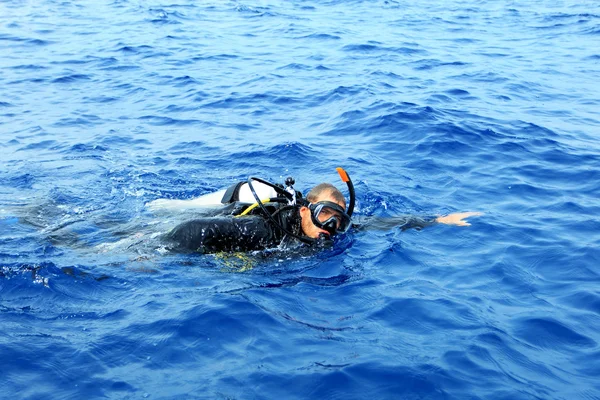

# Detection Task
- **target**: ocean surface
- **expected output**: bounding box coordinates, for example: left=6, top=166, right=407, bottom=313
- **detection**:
left=1, top=0, right=600, bottom=399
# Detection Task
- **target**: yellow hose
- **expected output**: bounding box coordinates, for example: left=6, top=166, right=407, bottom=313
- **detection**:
left=236, top=198, right=271, bottom=217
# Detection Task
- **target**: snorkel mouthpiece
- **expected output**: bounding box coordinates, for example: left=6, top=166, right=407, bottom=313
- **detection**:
left=317, top=232, right=334, bottom=248
left=318, top=232, right=330, bottom=240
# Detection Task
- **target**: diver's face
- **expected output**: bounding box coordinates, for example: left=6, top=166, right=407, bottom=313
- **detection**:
left=300, top=193, right=346, bottom=239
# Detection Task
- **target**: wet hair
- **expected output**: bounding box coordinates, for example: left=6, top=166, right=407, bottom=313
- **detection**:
left=306, top=183, right=346, bottom=208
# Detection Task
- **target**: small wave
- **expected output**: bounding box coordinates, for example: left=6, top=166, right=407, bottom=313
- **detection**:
left=9, top=64, right=47, bottom=70
left=319, top=102, right=440, bottom=138
left=582, top=26, right=600, bottom=35
left=342, top=43, right=379, bottom=52
left=411, top=59, right=469, bottom=71
left=227, top=142, right=317, bottom=165
left=98, top=135, right=151, bottom=147
left=541, top=12, right=600, bottom=22
left=149, top=18, right=182, bottom=25
left=0, top=34, right=52, bottom=46
left=476, top=51, right=510, bottom=58
left=370, top=70, right=404, bottom=79
left=69, top=143, right=109, bottom=153
left=223, top=123, right=258, bottom=131
left=237, top=75, right=271, bottom=87
left=234, top=4, right=277, bottom=17
left=457, top=71, right=509, bottom=83
left=262, top=362, right=455, bottom=399
left=191, top=54, right=239, bottom=62
left=50, top=59, right=88, bottom=66
left=202, top=92, right=299, bottom=109
left=259, top=274, right=352, bottom=290
left=310, top=85, right=368, bottom=105
left=83, top=95, right=119, bottom=104
left=117, top=44, right=154, bottom=54
left=121, top=86, right=147, bottom=96
left=445, top=88, right=470, bottom=96
left=235, top=4, right=262, bottom=13
left=452, top=37, right=483, bottom=44
left=2, top=173, right=36, bottom=189
left=17, top=140, right=58, bottom=151
left=137, top=115, right=207, bottom=126
left=8, top=77, right=48, bottom=85
left=51, top=74, right=92, bottom=84
left=50, top=56, right=119, bottom=67
left=371, top=297, right=480, bottom=332
left=147, top=8, right=188, bottom=24
left=559, top=291, right=600, bottom=314
left=168, top=75, right=199, bottom=87
left=443, top=350, right=502, bottom=381
left=163, top=104, right=199, bottom=113
left=512, top=317, right=596, bottom=349
left=0, top=34, right=21, bottom=42
left=173, top=157, right=202, bottom=166
left=142, top=51, right=173, bottom=59
left=298, top=33, right=341, bottom=40
left=100, top=65, right=141, bottom=72
left=342, top=43, right=426, bottom=55
left=27, top=39, right=52, bottom=46
left=276, top=63, right=313, bottom=71
left=168, top=141, right=207, bottom=151
left=51, top=115, right=103, bottom=127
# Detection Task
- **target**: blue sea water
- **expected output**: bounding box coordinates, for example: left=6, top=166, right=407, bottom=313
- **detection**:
left=1, top=0, right=600, bottom=398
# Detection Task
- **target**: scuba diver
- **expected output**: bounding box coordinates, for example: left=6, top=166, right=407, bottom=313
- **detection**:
left=153, top=168, right=481, bottom=254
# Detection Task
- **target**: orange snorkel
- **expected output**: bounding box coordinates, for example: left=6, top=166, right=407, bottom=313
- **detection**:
left=336, top=167, right=355, bottom=217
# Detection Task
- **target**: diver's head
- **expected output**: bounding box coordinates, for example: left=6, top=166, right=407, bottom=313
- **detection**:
left=299, top=183, right=350, bottom=239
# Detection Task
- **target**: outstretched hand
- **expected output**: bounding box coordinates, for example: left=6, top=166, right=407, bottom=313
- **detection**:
left=436, top=212, right=483, bottom=226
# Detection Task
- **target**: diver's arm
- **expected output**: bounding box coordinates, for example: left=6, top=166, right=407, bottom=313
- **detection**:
left=354, top=212, right=482, bottom=232
left=354, top=215, right=437, bottom=231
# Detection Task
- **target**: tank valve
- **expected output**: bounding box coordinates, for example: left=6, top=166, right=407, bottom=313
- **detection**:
left=284, top=176, right=296, bottom=205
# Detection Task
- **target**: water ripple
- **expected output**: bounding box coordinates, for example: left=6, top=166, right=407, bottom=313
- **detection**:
left=512, top=317, right=596, bottom=349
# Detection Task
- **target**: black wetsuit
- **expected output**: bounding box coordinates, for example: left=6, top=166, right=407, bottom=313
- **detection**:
left=165, top=204, right=302, bottom=253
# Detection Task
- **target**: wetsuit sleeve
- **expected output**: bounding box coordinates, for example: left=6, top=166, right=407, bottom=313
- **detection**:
left=352, top=215, right=437, bottom=232
left=165, top=216, right=278, bottom=253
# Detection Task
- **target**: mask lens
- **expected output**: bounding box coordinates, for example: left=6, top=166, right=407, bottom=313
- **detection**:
left=310, top=202, right=350, bottom=234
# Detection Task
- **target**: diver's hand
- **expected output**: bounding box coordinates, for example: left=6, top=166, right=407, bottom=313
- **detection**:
left=436, top=212, right=482, bottom=226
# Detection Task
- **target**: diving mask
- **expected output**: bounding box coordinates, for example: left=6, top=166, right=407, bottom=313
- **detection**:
left=308, top=201, right=351, bottom=236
